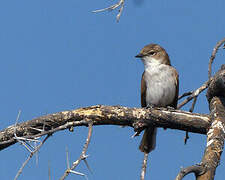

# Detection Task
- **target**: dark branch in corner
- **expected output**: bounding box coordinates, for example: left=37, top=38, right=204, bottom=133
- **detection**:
left=175, top=164, right=206, bottom=180
left=0, top=105, right=210, bottom=151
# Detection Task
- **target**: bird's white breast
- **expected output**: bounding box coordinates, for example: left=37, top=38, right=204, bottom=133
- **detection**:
left=144, top=63, right=176, bottom=107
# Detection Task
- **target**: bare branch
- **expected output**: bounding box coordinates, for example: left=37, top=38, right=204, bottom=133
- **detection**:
left=176, top=72, right=225, bottom=180
left=178, top=79, right=211, bottom=109
left=14, top=134, right=51, bottom=180
left=178, top=37, right=225, bottom=110
left=178, top=91, right=193, bottom=100
left=140, top=153, right=148, bottom=180
left=175, top=164, right=206, bottom=180
left=196, top=96, right=225, bottom=180
left=184, top=96, right=198, bottom=144
left=92, top=0, right=125, bottom=22
left=0, top=106, right=210, bottom=151
left=60, top=121, right=93, bottom=180
left=208, top=37, right=225, bottom=79
left=184, top=131, right=189, bottom=145
left=48, top=161, right=51, bottom=180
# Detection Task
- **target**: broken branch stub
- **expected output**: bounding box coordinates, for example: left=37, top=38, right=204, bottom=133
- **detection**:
left=206, top=64, right=225, bottom=103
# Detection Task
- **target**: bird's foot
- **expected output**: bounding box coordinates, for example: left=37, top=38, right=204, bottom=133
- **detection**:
left=166, top=106, right=175, bottom=110
left=146, top=104, right=156, bottom=109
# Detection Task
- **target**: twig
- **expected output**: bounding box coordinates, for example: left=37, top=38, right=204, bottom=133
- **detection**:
left=140, top=153, right=148, bottom=180
left=60, top=121, right=93, bottom=180
left=178, top=91, right=193, bottom=100
left=184, top=96, right=197, bottom=144
left=208, top=37, right=225, bottom=79
left=48, top=161, right=51, bottom=180
left=14, top=134, right=51, bottom=180
left=92, top=0, right=125, bottom=22
left=189, top=97, right=197, bottom=113
left=179, top=38, right=225, bottom=109
left=175, top=164, right=205, bottom=180
left=177, top=79, right=211, bottom=109
left=180, top=38, right=225, bottom=143
left=184, top=131, right=189, bottom=145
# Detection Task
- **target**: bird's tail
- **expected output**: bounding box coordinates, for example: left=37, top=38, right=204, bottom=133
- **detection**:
left=139, top=127, right=157, bottom=153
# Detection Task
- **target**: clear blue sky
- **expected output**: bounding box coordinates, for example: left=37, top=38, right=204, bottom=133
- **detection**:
left=0, top=0, right=224, bottom=179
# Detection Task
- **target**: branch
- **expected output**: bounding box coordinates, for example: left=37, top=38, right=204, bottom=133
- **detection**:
left=60, top=122, right=93, bottom=180
left=0, top=106, right=210, bottom=151
left=92, top=0, right=125, bottom=22
left=175, top=67, right=225, bottom=180
left=179, top=37, right=225, bottom=110
left=14, top=134, right=51, bottom=180
left=206, top=64, right=225, bottom=102
left=208, top=37, right=225, bottom=79
left=175, top=164, right=206, bottom=180
left=196, top=96, right=225, bottom=180
left=178, top=79, right=211, bottom=109
left=140, top=153, right=148, bottom=180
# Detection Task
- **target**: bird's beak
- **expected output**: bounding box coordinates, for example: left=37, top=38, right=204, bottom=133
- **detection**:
left=135, top=53, right=143, bottom=58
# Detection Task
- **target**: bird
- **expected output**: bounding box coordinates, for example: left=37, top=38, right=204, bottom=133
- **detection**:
left=135, top=43, right=179, bottom=153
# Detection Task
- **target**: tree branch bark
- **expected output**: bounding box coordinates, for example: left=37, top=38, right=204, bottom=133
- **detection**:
left=196, top=96, right=225, bottom=180
left=175, top=65, right=225, bottom=180
left=0, top=105, right=209, bottom=151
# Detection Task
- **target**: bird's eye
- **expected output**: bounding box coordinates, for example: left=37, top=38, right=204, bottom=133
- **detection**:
left=148, top=51, right=156, bottom=56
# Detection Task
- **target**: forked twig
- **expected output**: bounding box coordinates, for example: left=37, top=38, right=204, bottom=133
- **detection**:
left=178, top=38, right=225, bottom=144
left=60, top=121, right=93, bottom=180
left=177, top=79, right=211, bottom=109
left=179, top=38, right=225, bottom=110
left=92, top=0, right=125, bottom=22
left=14, top=134, right=51, bottom=180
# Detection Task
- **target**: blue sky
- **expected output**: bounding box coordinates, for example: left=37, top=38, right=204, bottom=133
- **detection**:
left=0, top=0, right=225, bottom=179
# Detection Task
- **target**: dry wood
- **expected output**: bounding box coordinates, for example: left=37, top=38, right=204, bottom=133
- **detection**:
left=175, top=66, right=225, bottom=180
left=0, top=106, right=209, bottom=151
left=196, top=96, right=225, bottom=180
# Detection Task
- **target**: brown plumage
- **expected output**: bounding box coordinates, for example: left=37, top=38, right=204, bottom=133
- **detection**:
left=136, top=44, right=179, bottom=153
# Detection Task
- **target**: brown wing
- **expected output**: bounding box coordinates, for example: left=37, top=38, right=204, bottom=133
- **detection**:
left=141, top=71, right=147, bottom=107
left=170, top=69, right=179, bottom=108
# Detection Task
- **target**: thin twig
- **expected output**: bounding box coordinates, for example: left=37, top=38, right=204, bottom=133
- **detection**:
left=177, top=79, right=211, bottom=109
left=60, top=121, right=93, bottom=180
left=48, top=161, right=51, bottom=180
left=140, top=153, right=148, bottom=180
left=179, top=38, right=225, bottom=109
left=178, top=91, right=193, bottom=100
left=92, top=0, right=125, bottom=22
left=14, top=134, right=51, bottom=180
left=184, top=131, right=189, bottom=145
left=83, top=158, right=93, bottom=174
left=208, top=37, right=225, bottom=79
left=180, top=38, right=225, bottom=143
left=184, top=94, right=198, bottom=144
left=189, top=97, right=197, bottom=113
